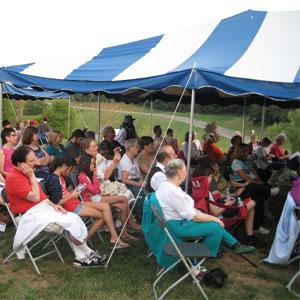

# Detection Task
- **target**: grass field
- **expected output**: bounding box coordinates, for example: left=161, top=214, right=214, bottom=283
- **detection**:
left=0, top=216, right=299, bottom=300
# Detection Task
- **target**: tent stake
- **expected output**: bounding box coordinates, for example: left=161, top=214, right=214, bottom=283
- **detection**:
left=260, top=98, right=266, bottom=139
left=242, top=97, right=247, bottom=142
left=185, top=89, right=195, bottom=192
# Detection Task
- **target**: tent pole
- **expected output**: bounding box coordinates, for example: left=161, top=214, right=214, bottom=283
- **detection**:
left=185, top=89, right=195, bottom=192
left=0, top=83, right=2, bottom=146
left=67, top=96, right=71, bottom=138
left=260, top=98, right=266, bottom=139
left=150, top=95, right=153, bottom=136
left=242, top=97, right=247, bottom=142
left=98, top=93, right=101, bottom=143
left=0, top=82, right=3, bottom=145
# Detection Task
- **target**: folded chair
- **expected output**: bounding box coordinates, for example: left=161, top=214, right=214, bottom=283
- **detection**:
left=147, top=194, right=211, bottom=300
left=1, top=189, right=64, bottom=275
left=287, top=206, right=300, bottom=297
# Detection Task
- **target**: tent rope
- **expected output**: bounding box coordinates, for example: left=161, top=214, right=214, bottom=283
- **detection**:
left=3, top=92, right=19, bottom=123
left=105, top=67, right=196, bottom=268
left=71, top=95, right=88, bottom=128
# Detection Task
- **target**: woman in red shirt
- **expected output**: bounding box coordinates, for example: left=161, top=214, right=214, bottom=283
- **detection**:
left=203, top=133, right=224, bottom=164
left=270, top=134, right=289, bottom=160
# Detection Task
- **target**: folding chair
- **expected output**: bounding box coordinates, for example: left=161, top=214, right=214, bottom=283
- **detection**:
left=150, top=204, right=211, bottom=300
left=287, top=206, right=300, bottom=297
left=1, top=189, right=64, bottom=275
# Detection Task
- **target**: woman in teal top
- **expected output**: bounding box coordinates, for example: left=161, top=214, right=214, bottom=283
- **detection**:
left=45, top=130, right=67, bottom=158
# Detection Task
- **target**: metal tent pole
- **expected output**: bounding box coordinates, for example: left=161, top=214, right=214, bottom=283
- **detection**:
left=260, top=98, right=266, bottom=139
left=242, top=97, right=247, bottom=142
left=185, top=89, right=195, bottom=192
left=150, top=95, right=153, bottom=136
left=0, top=83, right=3, bottom=145
left=98, top=93, right=101, bottom=143
left=67, top=96, right=71, bottom=138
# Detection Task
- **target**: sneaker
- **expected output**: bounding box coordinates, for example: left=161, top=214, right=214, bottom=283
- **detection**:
left=73, top=255, right=103, bottom=268
left=254, top=226, right=270, bottom=235
left=233, top=243, right=256, bottom=255
left=90, top=251, right=107, bottom=264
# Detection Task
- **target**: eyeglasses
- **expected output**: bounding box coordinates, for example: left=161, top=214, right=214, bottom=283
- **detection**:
left=10, top=134, right=17, bottom=137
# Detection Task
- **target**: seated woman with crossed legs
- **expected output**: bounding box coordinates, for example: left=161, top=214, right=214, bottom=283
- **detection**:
left=155, top=158, right=255, bottom=258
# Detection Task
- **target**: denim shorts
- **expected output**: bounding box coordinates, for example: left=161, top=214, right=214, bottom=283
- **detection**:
left=73, top=203, right=84, bottom=215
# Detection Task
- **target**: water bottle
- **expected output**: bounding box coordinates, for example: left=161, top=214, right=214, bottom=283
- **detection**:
left=237, top=197, right=243, bottom=208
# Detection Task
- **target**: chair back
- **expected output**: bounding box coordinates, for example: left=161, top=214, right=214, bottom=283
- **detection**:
left=39, top=180, right=48, bottom=196
left=295, top=207, right=300, bottom=221
left=191, top=176, right=209, bottom=213
left=150, top=204, right=166, bottom=229
left=1, top=189, right=18, bottom=228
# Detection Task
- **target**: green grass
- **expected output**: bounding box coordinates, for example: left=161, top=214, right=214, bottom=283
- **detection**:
left=0, top=221, right=298, bottom=300
left=73, top=105, right=230, bottom=151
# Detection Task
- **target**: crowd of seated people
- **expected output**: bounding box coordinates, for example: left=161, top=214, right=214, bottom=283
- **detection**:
left=1, top=115, right=299, bottom=273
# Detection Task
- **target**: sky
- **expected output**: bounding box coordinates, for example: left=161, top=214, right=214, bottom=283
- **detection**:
left=1, top=0, right=300, bottom=66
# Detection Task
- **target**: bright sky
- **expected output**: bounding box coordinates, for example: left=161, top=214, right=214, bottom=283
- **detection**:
left=1, top=0, right=299, bottom=67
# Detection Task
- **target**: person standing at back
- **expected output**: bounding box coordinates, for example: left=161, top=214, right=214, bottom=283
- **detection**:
left=115, top=115, right=138, bottom=147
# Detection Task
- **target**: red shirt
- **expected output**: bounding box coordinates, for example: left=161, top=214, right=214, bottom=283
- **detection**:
left=203, top=141, right=224, bottom=163
left=191, top=176, right=209, bottom=213
left=6, top=167, right=46, bottom=215
left=60, top=176, right=80, bottom=212
left=270, top=143, right=284, bottom=158
left=77, top=172, right=101, bottom=202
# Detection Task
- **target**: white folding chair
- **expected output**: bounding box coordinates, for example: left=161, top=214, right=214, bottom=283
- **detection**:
left=287, top=206, right=300, bottom=297
left=150, top=204, right=211, bottom=300
left=2, top=189, right=64, bottom=275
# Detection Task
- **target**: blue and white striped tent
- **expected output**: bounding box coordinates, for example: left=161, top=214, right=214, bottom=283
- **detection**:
left=0, top=10, right=299, bottom=101
left=2, top=82, right=68, bottom=100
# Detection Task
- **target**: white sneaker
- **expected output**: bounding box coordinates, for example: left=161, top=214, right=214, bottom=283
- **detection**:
left=255, top=226, right=270, bottom=235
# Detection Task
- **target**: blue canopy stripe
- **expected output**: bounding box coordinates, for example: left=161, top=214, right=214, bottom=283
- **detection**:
left=0, top=10, right=299, bottom=101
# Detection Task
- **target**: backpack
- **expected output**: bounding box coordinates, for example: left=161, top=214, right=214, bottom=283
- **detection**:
left=203, top=268, right=228, bottom=288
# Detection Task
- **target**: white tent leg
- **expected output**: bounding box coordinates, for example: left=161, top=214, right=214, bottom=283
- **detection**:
left=185, top=89, right=195, bottom=192
left=242, top=97, right=247, bottom=142
left=67, top=96, right=71, bottom=138
left=0, top=83, right=3, bottom=145
left=98, top=93, right=101, bottom=143
left=150, top=97, right=153, bottom=136
left=260, top=98, right=266, bottom=139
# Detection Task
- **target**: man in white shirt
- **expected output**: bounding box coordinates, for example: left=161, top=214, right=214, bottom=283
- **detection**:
left=147, top=145, right=177, bottom=192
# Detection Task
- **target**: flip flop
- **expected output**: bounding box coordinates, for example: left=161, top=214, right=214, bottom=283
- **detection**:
left=123, top=235, right=139, bottom=241
left=110, top=242, right=130, bottom=249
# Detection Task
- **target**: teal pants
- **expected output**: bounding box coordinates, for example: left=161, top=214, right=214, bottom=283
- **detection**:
left=167, top=220, right=237, bottom=257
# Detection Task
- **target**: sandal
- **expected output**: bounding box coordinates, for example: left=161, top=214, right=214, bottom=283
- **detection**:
left=110, top=241, right=130, bottom=249
left=122, top=234, right=139, bottom=241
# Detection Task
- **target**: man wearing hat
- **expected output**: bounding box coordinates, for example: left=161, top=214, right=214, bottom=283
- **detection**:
left=115, top=115, right=138, bottom=147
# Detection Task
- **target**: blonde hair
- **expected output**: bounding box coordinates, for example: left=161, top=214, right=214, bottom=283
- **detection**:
left=48, top=130, right=62, bottom=145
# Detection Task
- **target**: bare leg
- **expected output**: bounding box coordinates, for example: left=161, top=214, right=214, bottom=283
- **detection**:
left=84, top=201, right=128, bottom=245
left=79, top=206, right=103, bottom=240
left=245, top=201, right=256, bottom=236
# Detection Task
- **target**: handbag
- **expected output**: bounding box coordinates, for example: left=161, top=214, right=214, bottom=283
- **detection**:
left=101, top=180, right=127, bottom=196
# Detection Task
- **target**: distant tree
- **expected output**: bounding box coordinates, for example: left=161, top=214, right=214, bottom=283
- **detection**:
left=265, top=109, right=300, bottom=152
left=43, top=100, right=77, bottom=138
left=248, top=104, right=289, bottom=125
left=24, top=100, right=48, bottom=115
left=2, top=98, right=18, bottom=125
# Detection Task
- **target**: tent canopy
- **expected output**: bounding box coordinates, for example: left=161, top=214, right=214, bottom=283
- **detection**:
left=2, top=82, right=68, bottom=100
left=0, top=10, right=299, bottom=101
